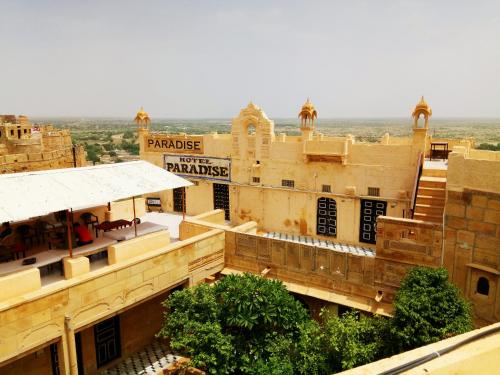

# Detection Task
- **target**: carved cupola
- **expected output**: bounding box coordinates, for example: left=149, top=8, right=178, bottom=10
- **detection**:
left=412, top=96, right=432, bottom=130
left=299, top=98, right=317, bottom=139
left=134, top=107, right=151, bottom=131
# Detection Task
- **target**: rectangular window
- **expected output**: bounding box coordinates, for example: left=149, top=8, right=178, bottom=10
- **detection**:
left=10, top=130, right=14, bottom=136
left=281, top=179, right=295, bottom=188
left=252, top=177, right=260, bottom=183
left=322, top=184, right=331, bottom=193
left=367, top=187, right=380, bottom=197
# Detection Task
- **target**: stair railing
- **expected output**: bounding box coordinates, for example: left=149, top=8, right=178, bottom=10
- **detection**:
left=410, top=152, right=424, bottom=218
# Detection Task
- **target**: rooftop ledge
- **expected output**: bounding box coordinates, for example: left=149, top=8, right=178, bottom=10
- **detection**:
left=0, top=213, right=226, bottom=310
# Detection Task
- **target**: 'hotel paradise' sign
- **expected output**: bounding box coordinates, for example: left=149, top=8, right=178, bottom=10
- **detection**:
left=146, top=135, right=204, bottom=154
left=164, top=154, right=231, bottom=182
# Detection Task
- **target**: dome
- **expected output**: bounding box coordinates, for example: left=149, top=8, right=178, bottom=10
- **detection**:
left=412, top=96, right=432, bottom=118
left=298, top=98, right=317, bottom=121
left=134, top=107, right=151, bottom=125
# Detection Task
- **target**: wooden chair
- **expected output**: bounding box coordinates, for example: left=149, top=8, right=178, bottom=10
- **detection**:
left=0, top=245, right=13, bottom=262
left=80, top=212, right=100, bottom=238
left=16, top=224, right=38, bottom=248
left=0, top=232, right=25, bottom=260
left=34, top=220, right=56, bottom=244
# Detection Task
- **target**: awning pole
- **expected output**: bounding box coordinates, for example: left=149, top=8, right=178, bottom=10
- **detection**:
left=66, top=209, right=73, bottom=258
left=132, top=196, right=138, bottom=238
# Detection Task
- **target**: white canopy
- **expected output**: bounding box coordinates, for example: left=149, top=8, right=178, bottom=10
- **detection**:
left=0, top=160, right=192, bottom=223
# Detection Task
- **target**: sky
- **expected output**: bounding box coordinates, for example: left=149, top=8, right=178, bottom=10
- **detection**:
left=0, top=1, right=499, bottom=118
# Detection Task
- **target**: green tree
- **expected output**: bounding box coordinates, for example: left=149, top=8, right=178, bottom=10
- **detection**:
left=158, top=274, right=326, bottom=375
left=389, top=267, right=473, bottom=353
left=121, top=140, right=139, bottom=155
left=123, top=130, right=135, bottom=139
left=322, top=311, right=388, bottom=372
left=103, top=142, right=114, bottom=151
left=477, top=142, right=500, bottom=151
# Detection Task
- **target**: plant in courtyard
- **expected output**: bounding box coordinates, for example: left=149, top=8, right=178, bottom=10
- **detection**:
left=158, top=273, right=327, bottom=374
left=389, top=267, right=473, bottom=353
left=322, top=311, right=389, bottom=371
left=158, top=268, right=473, bottom=374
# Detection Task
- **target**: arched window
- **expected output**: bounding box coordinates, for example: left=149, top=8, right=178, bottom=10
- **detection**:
left=477, top=277, right=489, bottom=296
left=317, top=197, right=337, bottom=237
left=246, top=124, right=256, bottom=135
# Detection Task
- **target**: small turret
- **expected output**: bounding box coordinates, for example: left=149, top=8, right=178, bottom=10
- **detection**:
left=299, top=99, right=317, bottom=140
left=134, top=107, right=151, bottom=130
left=412, top=96, right=432, bottom=129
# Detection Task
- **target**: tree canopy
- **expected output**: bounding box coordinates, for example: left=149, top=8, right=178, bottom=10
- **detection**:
left=158, top=268, right=473, bottom=374
left=389, top=266, right=473, bottom=352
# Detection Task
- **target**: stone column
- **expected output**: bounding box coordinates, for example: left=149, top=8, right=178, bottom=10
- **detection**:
left=64, top=315, right=78, bottom=375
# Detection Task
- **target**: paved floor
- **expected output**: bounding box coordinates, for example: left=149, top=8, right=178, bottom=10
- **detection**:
left=262, top=232, right=375, bottom=257
left=424, top=159, right=448, bottom=170
left=141, top=212, right=189, bottom=240
left=100, top=341, right=180, bottom=375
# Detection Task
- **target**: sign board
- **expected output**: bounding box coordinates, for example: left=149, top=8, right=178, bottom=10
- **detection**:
left=145, top=135, right=204, bottom=154
left=146, top=197, right=162, bottom=207
left=164, top=154, right=231, bottom=182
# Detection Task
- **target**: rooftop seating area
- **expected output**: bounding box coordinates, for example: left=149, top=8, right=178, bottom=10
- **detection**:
left=0, top=210, right=187, bottom=286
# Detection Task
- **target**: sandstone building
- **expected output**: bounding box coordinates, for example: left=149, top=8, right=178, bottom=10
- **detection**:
left=0, top=101, right=498, bottom=374
left=139, top=99, right=500, bottom=326
left=0, top=114, right=86, bottom=173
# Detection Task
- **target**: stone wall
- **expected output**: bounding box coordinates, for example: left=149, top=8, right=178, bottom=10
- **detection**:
left=0, top=145, right=85, bottom=174
left=443, top=189, right=500, bottom=325
left=375, top=216, right=443, bottom=292
left=0, top=228, right=225, bottom=372
left=224, top=229, right=393, bottom=314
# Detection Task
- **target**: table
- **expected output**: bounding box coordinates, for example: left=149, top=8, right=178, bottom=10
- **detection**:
left=0, top=237, right=118, bottom=277
left=71, top=237, right=117, bottom=257
left=0, top=250, right=64, bottom=276
left=430, top=142, right=449, bottom=160
left=95, top=219, right=132, bottom=232
left=102, top=222, right=168, bottom=241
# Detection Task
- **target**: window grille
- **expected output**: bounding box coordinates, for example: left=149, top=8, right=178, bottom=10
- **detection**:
left=322, top=185, right=331, bottom=193
left=252, top=177, right=260, bottom=183
left=367, top=187, right=380, bottom=197
left=282, top=179, right=295, bottom=188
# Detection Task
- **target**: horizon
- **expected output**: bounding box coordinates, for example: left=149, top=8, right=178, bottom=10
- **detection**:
left=1, top=1, right=499, bottom=118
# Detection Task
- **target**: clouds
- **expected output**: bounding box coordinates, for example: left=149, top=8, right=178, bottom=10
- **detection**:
left=0, top=1, right=499, bottom=117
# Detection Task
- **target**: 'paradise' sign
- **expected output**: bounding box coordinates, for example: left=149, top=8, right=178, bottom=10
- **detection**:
left=146, top=135, right=204, bottom=154
left=164, top=154, right=231, bottom=182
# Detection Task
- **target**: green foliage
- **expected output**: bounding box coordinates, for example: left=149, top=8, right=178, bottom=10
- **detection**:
left=390, top=267, right=473, bottom=352
left=322, top=311, right=389, bottom=371
left=476, top=142, right=500, bottom=151
left=84, top=143, right=103, bottom=163
left=159, top=269, right=473, bottom=374
left=103, top=142, right=114, bottom=151
left=123, top=130, right=135, bottom=139
left=121, top=140, right=139, bottom=155
left=158, top=274, right=324, bottom=374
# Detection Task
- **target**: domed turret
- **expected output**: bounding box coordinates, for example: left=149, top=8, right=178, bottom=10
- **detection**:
left=298, top=98, right=317, bottom=130
left=134, top=107, right=151, bottom=129
left=412, top=96, right=432, bottom=129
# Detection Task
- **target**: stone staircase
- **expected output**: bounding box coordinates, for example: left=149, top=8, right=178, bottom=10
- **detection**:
left=413, top=168, right=447, bottom=223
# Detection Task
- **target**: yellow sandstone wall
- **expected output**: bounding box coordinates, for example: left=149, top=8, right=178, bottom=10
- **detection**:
left=0, top=228, right=225, bottom=372
left=339, top=322, right=500, bottom=375
left=444, top=152, right=500, bottom=326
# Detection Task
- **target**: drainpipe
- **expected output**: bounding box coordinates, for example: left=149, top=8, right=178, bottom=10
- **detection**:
left=64, top=315, right=78, bottom=375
